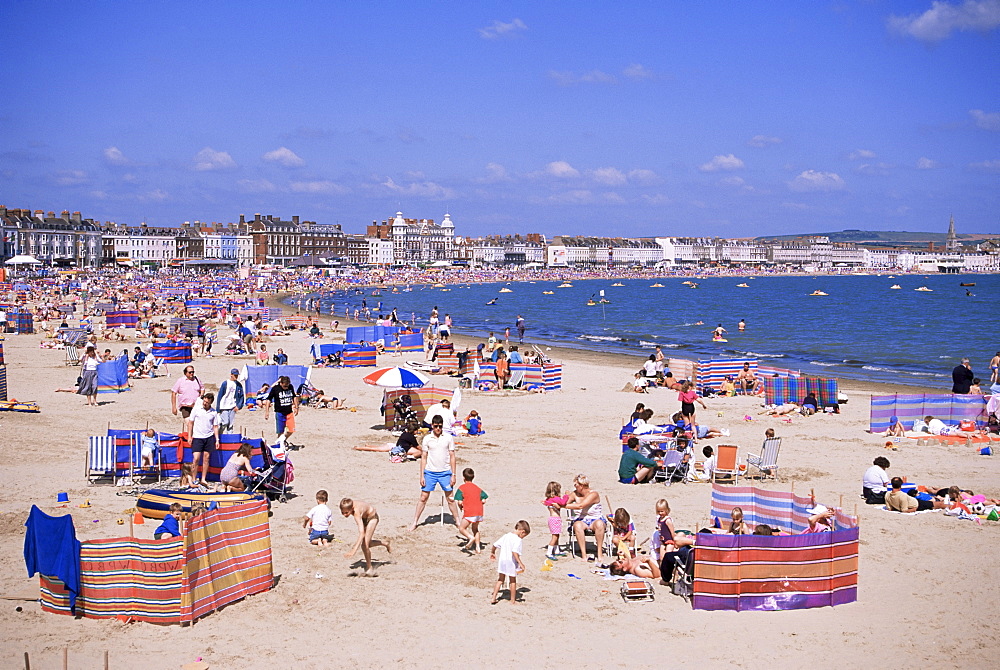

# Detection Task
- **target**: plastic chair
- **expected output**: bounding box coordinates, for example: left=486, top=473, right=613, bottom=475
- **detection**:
left=712, top=444, right=740, bottom=484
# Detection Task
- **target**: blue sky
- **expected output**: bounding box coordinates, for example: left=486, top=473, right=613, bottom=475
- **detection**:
left=2, top=1, right=998, bottom=238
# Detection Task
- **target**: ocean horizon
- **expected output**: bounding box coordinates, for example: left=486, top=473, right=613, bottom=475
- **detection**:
left=290, top=272, right=996, bottom=389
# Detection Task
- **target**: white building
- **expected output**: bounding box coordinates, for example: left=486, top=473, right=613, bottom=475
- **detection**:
left=386, top=212, right=456, bottom=264
left=367, top=238, right=394, bottom=265
left=103, top=225, right=177, bottom=266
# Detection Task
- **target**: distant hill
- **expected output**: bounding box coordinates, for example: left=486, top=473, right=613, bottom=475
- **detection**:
left=755, top=230, right=996, bottom=248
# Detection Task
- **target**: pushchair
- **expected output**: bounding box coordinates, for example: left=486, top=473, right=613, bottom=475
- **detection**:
left=246, top=443, right=295, bottom=503
left=392, top=394, right=418, bottom=433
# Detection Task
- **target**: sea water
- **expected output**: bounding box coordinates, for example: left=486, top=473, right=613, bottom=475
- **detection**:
left=294, top=273, right=997, bottom=388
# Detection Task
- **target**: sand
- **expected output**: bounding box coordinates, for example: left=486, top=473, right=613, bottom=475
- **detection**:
left=1, top=312, right=998, bottom=669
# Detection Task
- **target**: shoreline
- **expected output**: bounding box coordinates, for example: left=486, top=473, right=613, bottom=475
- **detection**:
left=267, top=291, right=941, bottom=397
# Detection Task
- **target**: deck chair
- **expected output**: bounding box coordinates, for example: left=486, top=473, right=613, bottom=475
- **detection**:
left=506, top=368, right=525, bottom=389
left=65, top=345, right=80, bottom=366
left=712, top=444, right=740, bottom=484
left=151, top=356, right=169, bottom=377
left=129, top=433, right=162, bottom=484
left=565, top=507, right=610, bottom=559
left=531, top=344, right=551, bottom=363
left=86, top=436, right=116, bottom=484
left=745, top=437, right=782, bottom=481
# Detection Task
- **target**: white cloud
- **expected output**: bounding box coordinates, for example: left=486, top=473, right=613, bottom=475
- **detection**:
left=623, top=63, right=654, bottom=80
left=481, top=162, right=510, bottom=182
left=748, top=135, right=782, bottom=148
left=290, top=180, right=349, bottom=194
left=545, top=161, right=580, bottom=178
left=590, top=167, right=627, bottom=185
left=262, top=147, right=304, bottom=167
left=138, top=189, right=168, bottom=202
left=788, top=170, right=846, bottom=192
left=855, top=162, right=893, bottom=175
left=888, top=0, right=1000, bottom=42
left=968, top=159, right=1000, bottom=172
left=548, top=189, right=595, bottom=204
left=699, top=154, right=744, bottom=172
left=916, top=157, right=939, bottom=169
left=237, top=178, right=277, bottom=193
left=627, top=168, right=660, bottom=184
left=192, top=147, right=237, bottom=171
left=53, top=169, right=88, bottom=186
left=548, top=70, right=616, bottom=86
left=478, top=18, right=527, bottom=39
left=602, top=192, right=626, bottom=204
left=970, top=109, right=1000, bottom=131
left=103, top=146, right=130, bottom=165
left=720, top=176, right=755, bottom=192
left=848, top=149, right=876, bottom=160
left=381, top=177, right=454, bottom=199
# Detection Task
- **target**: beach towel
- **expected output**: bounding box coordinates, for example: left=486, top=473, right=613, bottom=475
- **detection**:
left=24, top=506, right=82, bottom=611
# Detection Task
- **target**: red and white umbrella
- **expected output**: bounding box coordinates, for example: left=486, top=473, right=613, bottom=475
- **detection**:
left=362, top=366, right=430, bottom=389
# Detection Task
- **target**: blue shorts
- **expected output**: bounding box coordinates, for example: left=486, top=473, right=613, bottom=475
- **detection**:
left=275, top=412, right=295, bottom=435
left=421, top=470, right=453, bottom=492
left=619, top=476, right=637, bottom=484
left=309, top=529, right=332, bottom=542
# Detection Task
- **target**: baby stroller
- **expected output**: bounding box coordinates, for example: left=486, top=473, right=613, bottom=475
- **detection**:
left=247, top=443, right=295, bottom=503
left=297, top=381, right=319, bottom=406
left=392, top=394, right=418, bottom=433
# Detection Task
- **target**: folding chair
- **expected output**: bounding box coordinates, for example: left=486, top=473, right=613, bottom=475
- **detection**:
left=745, top=437, right=782, bottom=481
left=128, top=432, right=162, bottom=485
left=152, top=356, right=168, bottom=377
left=712, top=444, right=740, bottom=484
left=86, top=436, right=115, bottom=484
left=506, top=368, right=525, bottom=389
left=65, top=345, right=80, bottom=366
left=565, top=508, right=611, bottom=559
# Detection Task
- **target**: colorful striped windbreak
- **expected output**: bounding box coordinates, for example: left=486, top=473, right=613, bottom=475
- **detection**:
left=693, top=485, right=859, bottom=612
left=39, top=502, right=272, bottom=624
left=869, top=393, right=988, bottom=433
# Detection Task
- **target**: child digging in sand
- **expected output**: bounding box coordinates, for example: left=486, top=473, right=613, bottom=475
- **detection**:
left=340, top=498, right=391, bottom=575
left=455, top=468, right=488, bottom=553
left=490, top=520, right=530, bottom=604
left=303, top=490, right=334, bottom=547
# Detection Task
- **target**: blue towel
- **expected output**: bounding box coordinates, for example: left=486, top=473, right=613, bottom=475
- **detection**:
left=23, top=505, right=82, bottom=611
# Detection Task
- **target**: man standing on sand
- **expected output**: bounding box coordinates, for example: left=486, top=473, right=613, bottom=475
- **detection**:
left=951, top=357, right=974, bottom=394
left=215, top=368, right=244, bottom=434
left=516, top=315, right=525, bottom=344
left=185, top=392, right=219, bottom=485
left=408, top=417, right=461, bottom=531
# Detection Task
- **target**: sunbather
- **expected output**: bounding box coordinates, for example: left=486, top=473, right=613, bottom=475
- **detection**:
left=884, top=478, right=946, bottom=513
left=609, top=555, right=661, bottom=579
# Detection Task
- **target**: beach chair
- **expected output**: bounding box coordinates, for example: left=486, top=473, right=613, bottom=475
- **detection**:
left=151, top=356, right=169, bottom=377
left=565, top=508, right=612, bottom=560
left=745, top=437, right=782, bottom=481
left=531, top=344, right=551, bottom=363
left=506, top=368, right=525, bottom=390
left=86, top=436, right=116, bottom=484
left=65, top=345, right=80, bottom=366
left=130, top=432, right=162, bottom=484
left=712, top=444, right=740, bottom=484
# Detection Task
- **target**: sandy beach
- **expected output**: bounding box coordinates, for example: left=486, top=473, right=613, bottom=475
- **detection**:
left=2, top=303, right=998, bottom=669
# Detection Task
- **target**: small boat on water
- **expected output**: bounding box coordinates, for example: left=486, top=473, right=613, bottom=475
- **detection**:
left=736, top=283, right=749, bottom=288
left=586, top=300, right=597, bottom=306
left=810, top=290, right=828, bottom=296
left=960, top=282, right=976, bottom=287
left=542, top=291, right=554, bottom=295
left=611, top=282, right=624, bottom=287
left=890, top=285, right=902, bottom=289
left=650, top=283, right=664, bottom=288
left=681, top=281, right=694, bottom=286
left=599, top=298, right=611, bottom=304
left=915, top=286, right=933, bottom=292
left=558, top=283, right=573, bottom=288
left=432, top=283, right=446, bottom=288
left=499, top=288, right=513, bottom=293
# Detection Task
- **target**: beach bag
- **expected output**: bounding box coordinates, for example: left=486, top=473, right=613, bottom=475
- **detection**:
left=959, top=420, right=976, bottom=432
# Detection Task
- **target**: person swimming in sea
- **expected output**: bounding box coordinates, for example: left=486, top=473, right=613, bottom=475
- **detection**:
left=486, top=297, right=498, bottom=306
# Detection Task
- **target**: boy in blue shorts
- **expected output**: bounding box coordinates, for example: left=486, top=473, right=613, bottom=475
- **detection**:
left=407, top=416, right=461, bottom=531
left=303, top=489, right=334, bottom=546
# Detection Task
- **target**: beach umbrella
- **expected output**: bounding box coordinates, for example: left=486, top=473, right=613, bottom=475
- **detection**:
left=5, top=254, right=42, bottom=265
left=363, top=366, right=430, bottom=389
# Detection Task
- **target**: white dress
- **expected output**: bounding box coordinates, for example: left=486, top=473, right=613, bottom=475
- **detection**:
left=493, top=532, right=523, bottom=577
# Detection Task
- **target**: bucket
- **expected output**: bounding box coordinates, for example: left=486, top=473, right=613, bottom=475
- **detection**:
left=56, top=492, right=69, bottom=503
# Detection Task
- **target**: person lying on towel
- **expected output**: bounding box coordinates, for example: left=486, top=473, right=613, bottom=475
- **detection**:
left=884, top=478, right=946, bottom=513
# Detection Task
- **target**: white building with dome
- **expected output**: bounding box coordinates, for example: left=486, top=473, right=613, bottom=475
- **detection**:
left=383, top=211, right=456, bottom=264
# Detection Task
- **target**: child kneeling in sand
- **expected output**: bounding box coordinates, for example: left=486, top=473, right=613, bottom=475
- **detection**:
left=340, top=498, right=391, bottom=575
left=303, top=490, right=334, bottom=546
left=490, top=520, right=530, bottom=604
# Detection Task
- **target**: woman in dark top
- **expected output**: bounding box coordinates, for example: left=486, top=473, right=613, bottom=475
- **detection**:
left=352, top=422, right=422, bottom=459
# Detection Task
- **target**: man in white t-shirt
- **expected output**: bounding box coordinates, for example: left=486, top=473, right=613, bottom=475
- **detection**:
left=184, top=393, right=219, bottom=485
left=215, top=368, right=244, bottom=434
left=423, top=399, right=456, bottom=432
left=700, top=445, right=717, bottom=481
left=408, top=418, right=461, bottom=531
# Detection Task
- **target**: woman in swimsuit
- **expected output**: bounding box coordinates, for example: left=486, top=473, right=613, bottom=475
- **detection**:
left=219, top=442, right=255, bottom=491
left=609, top=555, right=661, bottom=579
left=563, top=474, right=607, bottom=562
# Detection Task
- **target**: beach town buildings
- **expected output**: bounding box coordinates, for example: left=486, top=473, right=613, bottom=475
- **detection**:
left=1, top=204, right=997, bottom=272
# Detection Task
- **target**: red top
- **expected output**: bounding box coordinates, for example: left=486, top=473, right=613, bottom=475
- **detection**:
left=456, top=482, right=486, bottom=517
